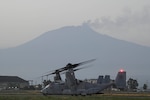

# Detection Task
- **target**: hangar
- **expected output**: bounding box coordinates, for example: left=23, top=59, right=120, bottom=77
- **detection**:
left=0, top=76, right=29, bottom=90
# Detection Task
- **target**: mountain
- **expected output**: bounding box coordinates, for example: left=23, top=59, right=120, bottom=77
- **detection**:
left=0, top=23, right=150, bottom=85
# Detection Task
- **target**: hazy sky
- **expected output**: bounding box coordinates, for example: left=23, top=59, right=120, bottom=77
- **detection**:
left=0, top=0, right=150, bottom=48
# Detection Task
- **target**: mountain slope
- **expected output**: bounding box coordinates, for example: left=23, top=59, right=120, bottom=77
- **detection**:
left=0, top=24, right=150, bottom=83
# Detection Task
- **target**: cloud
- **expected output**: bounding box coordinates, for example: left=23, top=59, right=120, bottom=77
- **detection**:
left=89, top=6, right=150, bottom=47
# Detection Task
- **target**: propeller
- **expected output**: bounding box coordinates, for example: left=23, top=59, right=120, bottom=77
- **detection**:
left=43, top=69, right=64, bottom=76
left=60, top=59, right=96, bottom=71
left=42, top=59, right=96, bottom=77
left=61, top=64, right=93, bottom=75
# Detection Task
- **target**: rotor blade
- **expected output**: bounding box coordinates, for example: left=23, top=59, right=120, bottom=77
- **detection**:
left=61, top=68, right=82, bottom=75
left=61, top=59, right=96, bottom=71
left=43, top=67, right=63, bottom=74
left=42, top=69, right=64, bottom=77
left=71, top=59, right=96, bottom=69
left=61, top=64, right=93, bottom=75
left=74, top=64, right=93, bottom=71
left=73, top=68, right=82, bottom=72
left=75, top=59, right=96, bottom=66
left=43, top=65, right=67, bottom=76
left=42, top=59, right=96, bottom=76
left=61, top=68, right=83, bottom=75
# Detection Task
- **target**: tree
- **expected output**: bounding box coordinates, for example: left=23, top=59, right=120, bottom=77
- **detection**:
left=43, top=80, right=51, bottom=87
left=143, top=84, right=148, bottom=90
left=127, top=78, right=138, bottom=90
left=38, top=84, right=42, bottom=89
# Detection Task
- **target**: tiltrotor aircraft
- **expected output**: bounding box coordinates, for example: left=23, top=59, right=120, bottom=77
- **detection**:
left=41, top=59, right=122, bottom=96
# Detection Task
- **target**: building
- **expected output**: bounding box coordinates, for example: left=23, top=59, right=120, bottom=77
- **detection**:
left=115, top=69, right=126, bottom=90
left=0, top=76, right=29, bottom=90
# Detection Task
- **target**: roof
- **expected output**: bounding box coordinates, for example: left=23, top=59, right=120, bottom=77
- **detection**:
left=0, top=76, right=28, bottom=83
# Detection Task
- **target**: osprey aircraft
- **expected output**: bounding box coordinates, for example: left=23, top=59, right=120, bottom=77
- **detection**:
left=41, top=59, right=123, bottom=96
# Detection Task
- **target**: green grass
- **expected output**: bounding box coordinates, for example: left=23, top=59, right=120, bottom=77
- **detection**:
left=0, top=95, right=150, bottom=100
left=0, top=90, right=150, bottom=100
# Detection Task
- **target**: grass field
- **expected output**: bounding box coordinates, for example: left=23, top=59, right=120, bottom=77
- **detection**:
left=0, top=90, right=150, bottom=100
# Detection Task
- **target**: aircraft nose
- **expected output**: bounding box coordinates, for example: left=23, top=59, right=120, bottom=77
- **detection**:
left=41, top=89, right=44, bottom=93
left=41, top=89, right=48, bottom=96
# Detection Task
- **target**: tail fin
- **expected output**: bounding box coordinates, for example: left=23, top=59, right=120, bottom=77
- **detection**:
left=97, top=75, right=110, bottom=84
left=65, top=69, right=77, bottom=91
left=115, top=69, right=126, bottom=90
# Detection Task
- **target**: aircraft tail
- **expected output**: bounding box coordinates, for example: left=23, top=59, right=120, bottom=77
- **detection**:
left=97, top=75, right=110, bottom=84
left=65, top=69, right=77, bottom=91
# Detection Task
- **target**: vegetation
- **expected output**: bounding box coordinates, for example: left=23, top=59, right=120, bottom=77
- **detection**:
left=143, top=84, right=148, bottom=90
left=43, top=80, right=51, bottom=87
left=0, top=94, right=150, bottom=100
left=0, top=90, right=150, bottom=100
left=0, top=95, right=144, bottom=100
left=127, top=78, right=139, bottom=90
